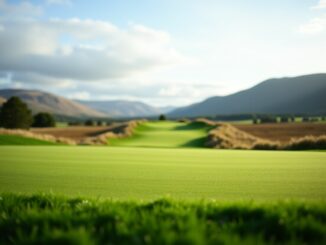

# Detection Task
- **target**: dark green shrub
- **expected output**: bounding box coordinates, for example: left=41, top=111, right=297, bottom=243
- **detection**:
left=159, top=114, right=166, bottom=121
left=280, top=117, right=289, bottom=123
left=0, top=97, right=33, bottom=129
left=302, top=117, right=310, bottom=122
left=85, top=120, right=95, bottom=126
left=32, top=112, right=56, bottom=128
left=259, top=116, right=277, bottom=124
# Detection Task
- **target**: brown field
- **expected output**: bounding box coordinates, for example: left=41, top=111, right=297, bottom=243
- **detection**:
left=31, top=125, right=119, bottom=140
left=234, top=123, right=326, bottom=142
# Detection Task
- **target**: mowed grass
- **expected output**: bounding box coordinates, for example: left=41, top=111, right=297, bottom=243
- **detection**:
left=0, top=146, right=325, bottom=200
left=0, top=135, right=57, bottom=145
left=1, top=193, right=326, bottom=245
left=109, top=121, right=212, bottom=148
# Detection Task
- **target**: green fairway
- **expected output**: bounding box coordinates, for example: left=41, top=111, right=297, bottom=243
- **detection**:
left=0, top=135, right=57, bottom=145
left=109, top=121, right=212, bottom=148
left=0, top=146, right=325, bottom=200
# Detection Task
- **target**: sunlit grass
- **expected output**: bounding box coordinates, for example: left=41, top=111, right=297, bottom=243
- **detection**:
left=0, top=135, right=57, bottom=145
left=109, top=121, right=212, bottom=148
left=0, top=146, right=325, bottom=200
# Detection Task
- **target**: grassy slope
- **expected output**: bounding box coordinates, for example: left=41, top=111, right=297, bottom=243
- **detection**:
left=0, top=135, right=57, bottom=145
left=109, top=121, right=212, bottom=148
left=1, top=193, right=325, bottom=245
left=0, top=146, right=325, bottom=200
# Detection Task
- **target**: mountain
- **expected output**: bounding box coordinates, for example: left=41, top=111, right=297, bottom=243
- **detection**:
left=169, top=74, right=326, bottom=117
left=0, top=89, right=106, bottom=118
left=158, top=106, right=177, bottom=114
left=78, top=100, right=162, bottom=118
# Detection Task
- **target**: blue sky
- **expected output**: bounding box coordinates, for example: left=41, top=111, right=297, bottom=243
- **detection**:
left=0, top=0, right=325, bottom=106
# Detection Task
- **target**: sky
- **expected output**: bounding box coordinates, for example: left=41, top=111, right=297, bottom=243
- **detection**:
left=0, top=0, right=325, bottom=107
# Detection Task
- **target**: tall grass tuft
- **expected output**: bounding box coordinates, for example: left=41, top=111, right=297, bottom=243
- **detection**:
left=0, top=128, right=76, bottom=145
left=0, top=193, right=325, bottom=245
left=197, top=119, right=326, bottom=150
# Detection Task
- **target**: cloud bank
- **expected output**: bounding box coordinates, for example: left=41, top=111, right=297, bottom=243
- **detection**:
left=0, top=18, right=184, bottom=81
left=312, top=0, right=326, bottom=10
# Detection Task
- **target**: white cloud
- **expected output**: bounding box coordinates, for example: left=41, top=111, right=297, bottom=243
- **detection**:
left=0, top=0, right=42, bottom=17
left=46, top=0, right=72, bottom=6
left=0, top=18, right=186, bottom=81
left=299, top=15, right=326, bottom=34
left=311, top=0, right=326, bottom=10
left=67, top=91, right=90, bottom=100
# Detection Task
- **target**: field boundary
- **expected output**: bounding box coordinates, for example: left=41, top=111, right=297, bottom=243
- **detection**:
left=0, top=120, right=146, bottom=145
left=197, top=118, right=326, bottom=150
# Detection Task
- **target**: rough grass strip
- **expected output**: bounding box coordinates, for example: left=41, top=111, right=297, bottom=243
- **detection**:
left=0, top=193, right=325, bottom=245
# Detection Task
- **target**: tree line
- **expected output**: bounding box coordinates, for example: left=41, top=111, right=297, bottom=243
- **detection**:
left=0, top=97, right=55, bottom=129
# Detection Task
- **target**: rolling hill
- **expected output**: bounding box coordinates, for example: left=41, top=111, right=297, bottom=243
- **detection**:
left=78, top=100, right=162, bottom=118
left=169, top=74, right=326, bottom=117
left=0, top=89, right=106, bottom=118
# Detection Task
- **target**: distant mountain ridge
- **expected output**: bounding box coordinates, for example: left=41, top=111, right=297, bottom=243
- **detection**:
left=1, top=73, right=325, bottom=119
left=0, top=89, right=173, bottom=119
left=77, top=100, right=161, bottom=118
left=0, top=89, right=106, bottom=118
left=169, top=74, right=326, bottom=117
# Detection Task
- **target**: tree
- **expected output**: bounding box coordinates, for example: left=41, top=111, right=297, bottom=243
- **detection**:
left=0, top=96, right=33, bottom=129
left=280, top=116, right=289, bottom=123
left=32, top=112, right=56, bottom=128
left=159, top=114, right=166, bottom=121
left=85, top=119, right=95, bottom=126
left=259, top=115, right=277, bottom=124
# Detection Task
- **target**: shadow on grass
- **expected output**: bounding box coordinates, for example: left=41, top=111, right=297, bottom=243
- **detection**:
left=174, top=122, right=210, bottom=131
left=180, top=136, right=208, bottom=148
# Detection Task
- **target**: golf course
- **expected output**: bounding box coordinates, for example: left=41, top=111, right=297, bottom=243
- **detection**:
left=1, top=121, right=326, bottom=244
left=1, top=121, right=325, bottom=200
left=109, top=121, right=212, bottom=148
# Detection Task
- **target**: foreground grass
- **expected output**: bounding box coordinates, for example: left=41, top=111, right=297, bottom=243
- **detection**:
left=109, top=121, right=212, bottom=148
left=0, top=146, right=325, bottom=200
left=0, top=193, right=325, bottom=245
left=0, top=135, right=57, bottom=145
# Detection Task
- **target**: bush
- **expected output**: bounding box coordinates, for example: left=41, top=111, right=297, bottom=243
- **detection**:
left=302, top=117, right=310, bottom=122
left=32, top=112, right=56, bottom=128
left=259, top=116, right=277, bottom=124
left=0, top=97, right=33, bottom=129
left=280, top=116, right=289, bottom=123
left=85, top=119, right=95, bottom=126
left=68, top=121, right=82, bottom=126
left=283, top=136, right=326, bottom=150
left=158, top=114, right=166, bottom=121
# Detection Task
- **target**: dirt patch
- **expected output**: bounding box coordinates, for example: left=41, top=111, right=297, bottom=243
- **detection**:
left=0, top=129, right=76, bottom=145
left=234, top=123, right=326, bottom=142
left=1, top=120, right=146, bottom=145
left=31, top=126, right=119, bottom=140
left=205, top=123, right=271, bottom=149
left=198, top=119, right=326, bottom=150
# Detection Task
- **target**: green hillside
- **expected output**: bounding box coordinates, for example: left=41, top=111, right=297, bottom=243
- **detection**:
left=0, top=135, right=57, bottom=145
left=1, top=146, right=325, bottom=200
left=109, top=121, right=212, bottom=148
